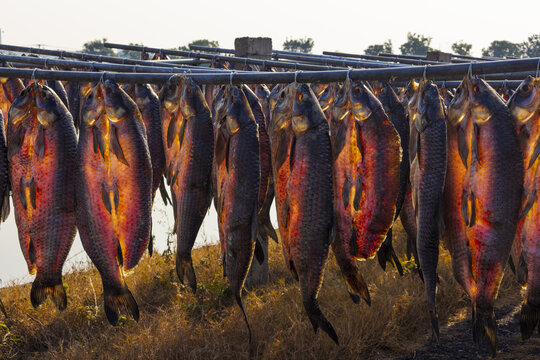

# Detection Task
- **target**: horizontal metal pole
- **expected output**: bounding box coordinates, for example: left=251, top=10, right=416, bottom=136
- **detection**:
left=104, top=42, right=349, bottom=71
left=0, top=54, right=233, bottom=74
left=322, top=51, right=441, bottom=65
left=0, top=57, right=537, bottom=85
left=391, top=80, right=522, bottom=89
left=0, top=44, right=201, bottom=68
left=189, top=44, right=235, bottom=54
left=271, top=52, right=407, bottom=68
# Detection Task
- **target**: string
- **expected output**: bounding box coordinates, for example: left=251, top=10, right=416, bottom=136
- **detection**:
left=294, top=70, right=302, bottom=84
left=31, top=68, right=38, bottom=85
left=346, top=68, right=352, bottom=82
left=99, top=72, right=107, bottom=84
left=229, top=71, right=235, bottom=87
left=423, top=65, right=428, bottom=81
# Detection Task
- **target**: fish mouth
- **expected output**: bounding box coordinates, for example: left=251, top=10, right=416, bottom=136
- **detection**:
left=509, top=78, right=539, bottom=124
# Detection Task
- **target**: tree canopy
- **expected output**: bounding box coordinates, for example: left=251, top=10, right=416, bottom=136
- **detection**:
left=282, top=37, right=314, bottom=53
left=399, top=33, right=432, bottom=55
left=482, top=40, right=523, bottom=58
left=523, top=34, right=540, bottom=57
left=451, top=41, right=472, bottom=56
left=179, top=39, right=220, bottom=51
left=81, top=38, right=115, bottom=56
left=364, top=40, right=393, bottom=55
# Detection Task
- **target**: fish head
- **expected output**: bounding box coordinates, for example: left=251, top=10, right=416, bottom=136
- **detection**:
left=35, top=84, right=64, bottom=129
left=469, top=78, right=502, bottom=125
left=448, top=76, right=471, bottom=127
left=8, top=83, right=35, bottom=126
left=159, top=75, right=182, bottom=115
left=81, top=82, right=105, bottom=127
left=332, top=79, right=352, bottom=123
left=318, top=83, right=336, bottom=113
left=349, top=81, right=382, bottom=123
left=254, top=84, right=270, bottom=109
left=102, top=80, right=131, bottom=124
left=212, top=85, right=230, bottom=129
left=270, top=83, right=294, bottom=134
left=310, top=83, right=327, bottom=98
left=180, top=77, right=205, bottom=119
left=416, top=80, right=444, bottom=132
left=508, top=76, right=539, bottom=125
left=132, top=83, right=156, bottom=109
left=291, top=83, right=326, bottom=135
left=269, top=83, right=285, bottom=113
left=372, top=81, right=398, bottom=114
left=225, top=86, right=253, bottom=136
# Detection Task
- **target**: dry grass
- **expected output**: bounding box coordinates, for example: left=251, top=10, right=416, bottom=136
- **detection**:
left=0, top=222, right=523, bottom=359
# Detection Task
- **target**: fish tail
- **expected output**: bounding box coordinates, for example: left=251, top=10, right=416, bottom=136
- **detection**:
left=344, top=271, right=371, bottom=306
left=148, top=223, right=154, bottom=256
left=103, top=285, right=139, bottom=326
left=473, top=308, right=497, bottom=356
left=0, top=296, right=6, bottom=318
left=30, top=276, right=67, bottom=311
left=176, top=253, right=197, bottom=293
left=520, top=302, right=540, bottom=340
left=234, top=291, right=252, bottom=344
left=158, top=177, right=171, bottom=206
left=303, top=298, right=339, bottom=345
left=263, top=219, right=279, bottom=244
left=376, top=228, right=403, bottom=276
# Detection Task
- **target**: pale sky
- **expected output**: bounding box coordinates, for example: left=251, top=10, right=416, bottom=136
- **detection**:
left=0, top=0, right=538, bottom=284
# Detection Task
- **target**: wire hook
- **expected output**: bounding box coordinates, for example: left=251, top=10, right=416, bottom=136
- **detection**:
left=31, top=68, right=38, bottom=85
left=422, top=65, right=428, bottom=81
left=43, top=58, right=48, bottom=69
left=229, top=71, right=235, bottom=87
left=262, top=60, right=266, bottom=70
left=294, top=70, right=302, bottom=84
left=99, top=72, right=107, bottom=84
left=467, top=62, right=473, bottom=78
left=346, top=68, right=352, bottom=82
left=133, top=65, right=137, bottom=73
left=59, top=51, right=64, bottom=59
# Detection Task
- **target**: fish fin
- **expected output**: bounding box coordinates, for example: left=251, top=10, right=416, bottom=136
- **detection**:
left=170, top=171, right=179, bottom=188
left=461, top=189, right=469, bottom=226
left=34, top=125, right=45, bottom=159
left=473, top=310, right=497, bottom=356
left=344, top=270, right=371, bottom=306
left=353, top=177, right=362, bottom=211
left=430, top=309, right=440, bottom=344
left=101, top=183, right=112, bottom=215
left=234, top=291, right=252, bottom=345
left=158, top=178, right=171, bottom=206
left=30, top=277, right=67, bottom=311
left=170, top=188, right=178, bottom=233
left=377, top=229, right=404, bottom=276
left=166, top=116, right=177, bottom=148
left=472, top=123, right=480, bottom=165
left=0, top=188, right=9, bottom=222
left=349, top=227, right=358, bottom=258
left=331, top=121, right=347, bottom=161
left=116, top=240, right=124, bottom=267
left=341, top=176, right=351, bottom=209
left=178, top=116, right=187, bottom=150
left=29, top=178, right=37, bottom=209
left=225, top=136, right=230, bottom=173
left=281, top=196, right=290, bottom=230
left=113, top=183, right=119, bottom=211
left=528, top=136, right=540, bottom=169
left=254, top=238, right=265, bottom=265
left=111, top=126, right=129, bottom=166
left=409, top=128, right=418, bottom=163
left=520, top=302, right=540, bottom=340
left=457, top=125, right=468, bottom=168
left=289, top=133, right=296, bottom=170
left=214, top=129, right=228, bottom=166
left=176, top=254, right=197, bottom=293
left=303, top=299, right=339, bottom=345
left=103, top=286, right=139, bottom=326
left=518, top=253, right=528, bottom=285
left=92, top=126, right=105, bottom=160
left=148, top=223, right=153, bottom=256
left=7, top=126, right=25, bottom=160
left=18, top=178, right=27, bottom=210
left=274, top=132, right=291, bottom=171
left=355, top=121, right=364, bottom=160
left=519, top=185, right=536, bottom=220
left=507, top=255, right=516, bottom=275
left=261, top=215, right=279, bottom=244
left=469, top=191, right=476, bottom=227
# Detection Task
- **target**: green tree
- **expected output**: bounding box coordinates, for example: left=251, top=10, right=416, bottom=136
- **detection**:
left=179, top=39, right=220, bottom=51
left=82, top=38, right=116, bottom=56
left=399, top=33, right=432, bottom=55
left=282, top=37, right=314, bottom=53
left=364, top=40, right=393, bottom=55
left=523, top=34, right=540, bottom=57
left=117, top=43, right=145, bottom=59
left=451, top=41, right=472, bottom=56
left=482, top=40, right=524, bottom=58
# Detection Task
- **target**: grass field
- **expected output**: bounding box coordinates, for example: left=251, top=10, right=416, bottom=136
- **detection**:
left=0, top=221, right=527, bottom=359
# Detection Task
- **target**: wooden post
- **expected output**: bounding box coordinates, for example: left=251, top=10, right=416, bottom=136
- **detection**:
left=236, top=37, right=273, bottom=288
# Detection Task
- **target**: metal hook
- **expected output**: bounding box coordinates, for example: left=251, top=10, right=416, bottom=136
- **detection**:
left=422, top=65, right=428, bottom=81
left=467, top=62, right=473, bottom=78
left=133, top=65, right=137, bottom=73
left=31, top=68, right=38, bottom=85
left=262, top=60, right=266, bottom=70
left=229, top=71, right=235, bottom=87
left=99, top=72, right=107, bottom=84
left=43, top=58, right=48, bottom=69
left=441, top=80, right=446, bottom=89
